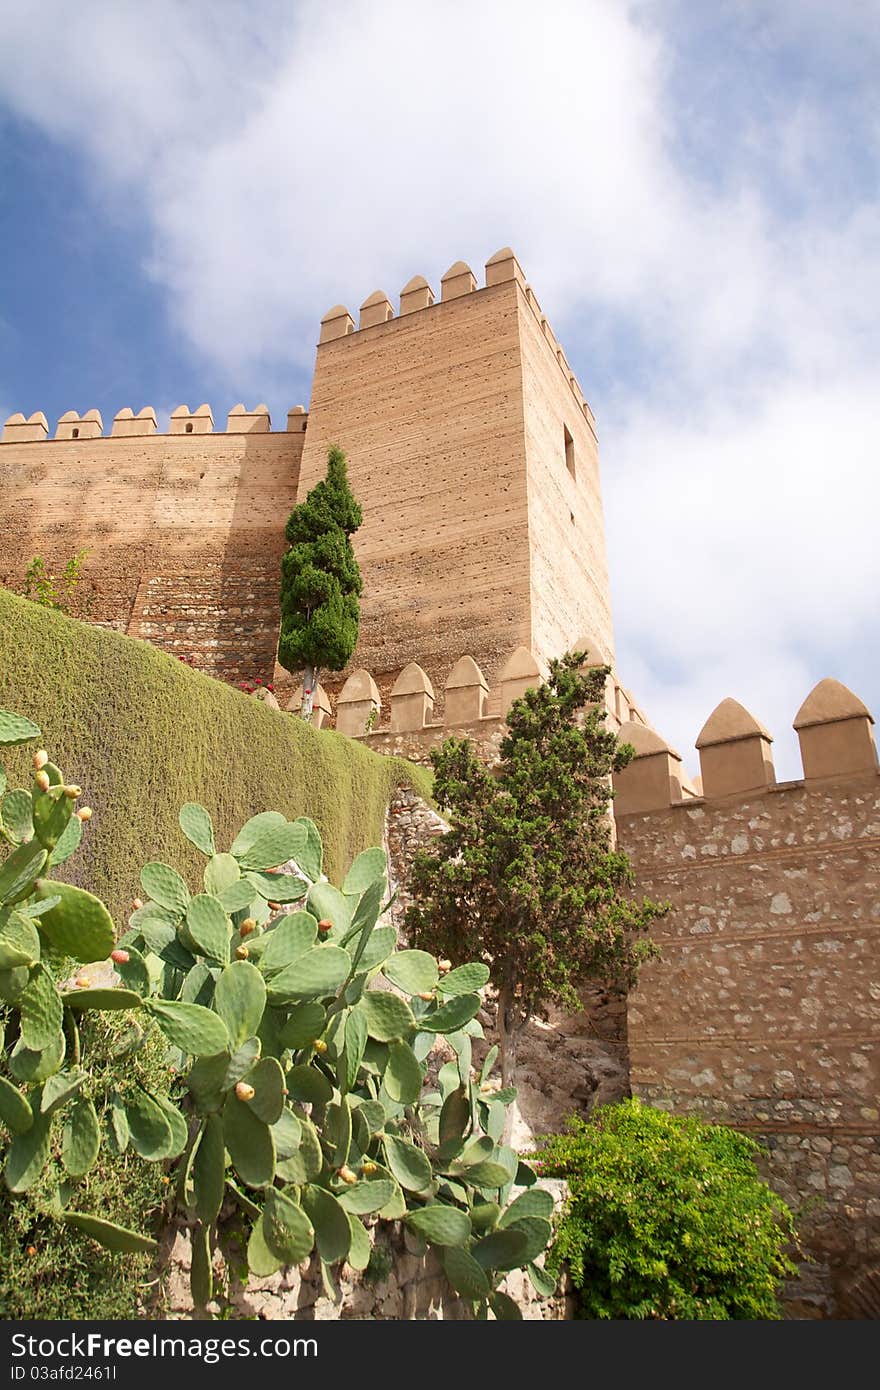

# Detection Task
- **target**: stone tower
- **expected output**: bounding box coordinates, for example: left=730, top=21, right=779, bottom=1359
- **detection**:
left=296, top=248, right=613, bottom=706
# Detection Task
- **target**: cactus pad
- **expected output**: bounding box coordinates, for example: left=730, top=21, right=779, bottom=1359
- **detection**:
left=405, top=1204, right=472, bottom=1247
left=178, top=803, right=216, bottom=858
left=222, top=1092, right=276, bottom=1188
left=139, top=863, right=190, bottom=916
left=185, top=895, right=231, bottom=965
left=214, top=961, right=266, bottom=1050
left=33, top=881, right=115, bottom=962
left=361, top=991, right=416, bottom=1043
left=0, top=1075, right=33, bottom=1134
left=262, top=1187, right=315, bottom=1265
left=61, top=1211, right=158, bottom=1254
left=266, top=944, right=351, bottom=1003
left=382, top=950, right=439, bottom=996
left=0, top=710, right=41, bottom=747
left=145, top=1000, right=228, bottom=1055
left=62, top=1096, right=101, bottom=1177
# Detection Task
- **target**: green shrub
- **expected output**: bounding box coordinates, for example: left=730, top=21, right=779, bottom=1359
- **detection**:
left=534, top=1098, right=798, bottom=1320
left=0, top=1009, right=169, bottom=1319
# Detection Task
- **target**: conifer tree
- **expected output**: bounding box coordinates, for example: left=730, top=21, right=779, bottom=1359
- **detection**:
left=406, top=652, right=665, bottom=1092
left=278, top=445, right=363, bottom=718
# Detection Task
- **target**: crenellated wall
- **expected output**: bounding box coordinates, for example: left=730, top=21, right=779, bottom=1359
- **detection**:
left=614, top=679, right=880, bottom=1317
left=294, top=249, right=613, bottom=707
left=0, top=404, right=307, bottom=683
left=281, top=643, right=652, bottom=764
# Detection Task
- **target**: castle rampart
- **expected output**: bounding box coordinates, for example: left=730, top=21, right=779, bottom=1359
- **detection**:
left=614, top=680, right=880, bottom=1316
left=0, top=404, right=307, bottom=683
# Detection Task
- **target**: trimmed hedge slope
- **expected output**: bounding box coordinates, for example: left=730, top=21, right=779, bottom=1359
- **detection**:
left=0, top=589, right=430, bottom=924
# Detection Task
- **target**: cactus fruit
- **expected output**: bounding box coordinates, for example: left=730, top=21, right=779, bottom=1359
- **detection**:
left=317, top=918, right=333, bottom=933
left=235, top=1081, right=255, bottom=1102
left=235, top=944, right=249, bottom=959
left=239, top=918, right=256, bottom=937
left=111, top=949, right=129, bottom=964
left=76, top=807, right=92, bottom=822
left=63, top=785, right=81, bottom=799
left=338, top=1165, right=358, bottom=1185
left=32, top=750, right=48, bottom=770
left=132, top=897, right=144, bottom=911
left=76, top=976, right=91, bottom=988
left=34, top=771, right=50, bottom=793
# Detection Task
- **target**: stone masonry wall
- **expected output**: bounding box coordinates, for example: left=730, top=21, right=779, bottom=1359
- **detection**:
left=0, top=426, right=302, bottom=685
left=617, top=772, right=880, bottom=1317
left=159, top=1196, right=570, bottom=1321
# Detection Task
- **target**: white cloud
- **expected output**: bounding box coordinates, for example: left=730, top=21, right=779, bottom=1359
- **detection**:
left=0, top=0, right=877, bottom=776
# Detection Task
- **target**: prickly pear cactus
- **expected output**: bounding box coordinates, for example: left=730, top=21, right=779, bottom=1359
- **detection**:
left=0, top=709, right=163, bottom=1253
left=0, top=710, right=554, bottom=1318
left=112, top=801, right=553, bottom=1317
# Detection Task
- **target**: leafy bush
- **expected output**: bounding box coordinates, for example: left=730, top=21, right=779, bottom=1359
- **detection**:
left=0, top=708, right=552, bottom=1320
left=533, top=1098, right=798, bottom=1319
left=0, top=1011, right=169, bottom=1319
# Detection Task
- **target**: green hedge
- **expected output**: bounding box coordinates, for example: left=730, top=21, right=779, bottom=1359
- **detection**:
left=0, top=588, right=430, bottom=926
left=534, top=1098, right=798, bottom=1319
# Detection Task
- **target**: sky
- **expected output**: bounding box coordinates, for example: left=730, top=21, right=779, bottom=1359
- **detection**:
left=0, top=0, right=877, bottom=780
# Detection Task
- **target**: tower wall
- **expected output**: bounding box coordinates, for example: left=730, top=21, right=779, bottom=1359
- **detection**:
left=517, top=285, right=613, bottom=665
left=297, top=275, right=533, bottom=704
left=297, top=253, right=614, bottom=707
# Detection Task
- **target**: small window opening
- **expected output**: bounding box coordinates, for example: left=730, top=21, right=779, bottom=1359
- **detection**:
left=564, top=424, right=575, bottom=480
left=185, top=421, right=194, bottom=433
left=71, top=428, right=79, bottom=439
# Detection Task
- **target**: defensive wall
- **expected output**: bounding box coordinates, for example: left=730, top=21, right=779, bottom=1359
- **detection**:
left=282, top=651, right=880, bottom=1313
left=0, top=403, right=307, bottom=684
left=613, top=678, right=880, bottom=1317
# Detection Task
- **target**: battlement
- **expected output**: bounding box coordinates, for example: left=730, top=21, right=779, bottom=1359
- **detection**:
left=317, top=247, right=596, bottom=438
left=1, top=403, right=309, bottom=442
left=281, top=642, right=651, bottom=760
left=613, top=678, right=878, bottom=815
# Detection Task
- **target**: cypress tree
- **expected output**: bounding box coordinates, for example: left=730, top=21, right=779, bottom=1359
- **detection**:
left=278, top=445, right=363, bottom=717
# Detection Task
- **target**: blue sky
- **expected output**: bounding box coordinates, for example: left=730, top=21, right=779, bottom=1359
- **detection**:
left=1, top=1, right=877, bottom=779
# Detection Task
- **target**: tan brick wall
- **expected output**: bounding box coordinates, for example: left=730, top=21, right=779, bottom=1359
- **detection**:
left=518, top=290, right=614, bottom=665
left=618, top=772, right=880, bottom=1316
left=0, top=431, right=302, bottom=682
left=298, top=281, right=534, bottom=704
left=298, top=271, right=615, bottom=708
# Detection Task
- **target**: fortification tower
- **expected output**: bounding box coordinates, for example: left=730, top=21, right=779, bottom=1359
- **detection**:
left=295, top=248, right=613, bottom=707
